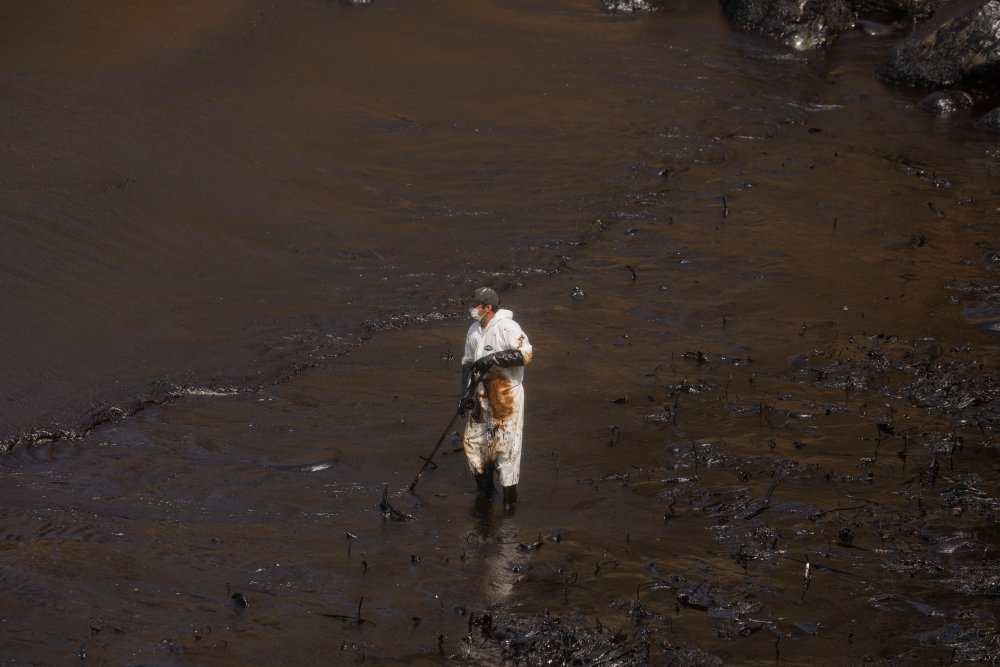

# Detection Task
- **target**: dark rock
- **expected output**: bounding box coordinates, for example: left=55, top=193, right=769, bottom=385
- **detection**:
left=918, top=89, right=976, bottom=110
left=720, top=0, right=856, bottom=50
left=720, top=0, right=953, bottom=49
left=878, top=0, right=1000, bottom=88
left=975, top=105, right=1000, bottom=129
left=853, top=0, right=949, bottom=21
left=600, top=0, right=657, bottom=13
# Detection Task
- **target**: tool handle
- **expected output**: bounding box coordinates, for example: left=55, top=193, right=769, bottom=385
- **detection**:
left=408, top=377, right=480, bottom=492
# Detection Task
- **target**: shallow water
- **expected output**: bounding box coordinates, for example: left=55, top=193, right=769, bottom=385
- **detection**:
left=1, top=1, right=998, bottom=665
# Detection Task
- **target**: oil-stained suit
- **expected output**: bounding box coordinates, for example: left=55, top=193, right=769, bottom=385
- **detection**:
left=461, top=307, right=532, bottom=500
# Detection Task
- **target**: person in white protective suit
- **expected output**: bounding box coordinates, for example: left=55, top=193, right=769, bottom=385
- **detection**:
left=459, top=286, right=533, bottom=508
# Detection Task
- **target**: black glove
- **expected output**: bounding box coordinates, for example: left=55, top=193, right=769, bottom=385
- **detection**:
left=459, top=362, right=482, bottom=418
left=472, top=349, right=525, bottom=375
left=458, top=394, right=476, bottom=418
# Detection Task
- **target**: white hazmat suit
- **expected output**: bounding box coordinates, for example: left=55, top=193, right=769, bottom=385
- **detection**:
left=462, top=308, right=533, bottom=489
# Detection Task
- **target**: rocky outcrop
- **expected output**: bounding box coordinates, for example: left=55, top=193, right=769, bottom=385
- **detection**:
left=719, top=0, right=953, bottom=50
left=877, top=0, right=1000, bottom=88
left=719, top=0, right=1000, bottom=128
left=719, top=0, right=857, bottom=49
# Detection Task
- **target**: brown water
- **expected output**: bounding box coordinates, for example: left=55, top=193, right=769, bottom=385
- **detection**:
left=1, top=1, right=998, bottom=665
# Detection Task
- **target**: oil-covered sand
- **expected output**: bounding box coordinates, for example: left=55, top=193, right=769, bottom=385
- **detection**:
left=0, top=1, right=998, bottom=665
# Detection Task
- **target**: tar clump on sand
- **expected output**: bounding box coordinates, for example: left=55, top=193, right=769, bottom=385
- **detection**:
left=486, top=610, right=721, bottom=667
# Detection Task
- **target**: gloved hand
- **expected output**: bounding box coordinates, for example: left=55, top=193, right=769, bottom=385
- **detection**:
left=471, top=355, right=494, bottom=376
left=458, top=395, right=476, bottom=418
left=472, top=349, right=524, bottom=375
left=459, top=365, right=482, bottom=418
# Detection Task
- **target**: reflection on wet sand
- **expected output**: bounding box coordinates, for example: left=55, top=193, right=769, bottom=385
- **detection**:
left=468, top=495, right=522, bottom=607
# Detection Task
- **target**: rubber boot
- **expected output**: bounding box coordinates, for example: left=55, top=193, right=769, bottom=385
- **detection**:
left=475, top=473, right=494, bottom=497
left=502, top=484, right=518, bottom=508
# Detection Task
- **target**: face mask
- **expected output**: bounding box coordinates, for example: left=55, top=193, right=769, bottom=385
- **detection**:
left=469, top=306, right=482, bottom=322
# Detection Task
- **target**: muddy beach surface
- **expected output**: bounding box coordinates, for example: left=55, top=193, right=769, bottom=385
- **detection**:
left=1, top=1, right=999, bottom=665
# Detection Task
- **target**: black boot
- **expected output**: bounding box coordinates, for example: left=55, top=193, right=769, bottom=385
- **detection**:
left=502, top=484, right=518, bottom=507
left=475, top=473, right=494, bottom=497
